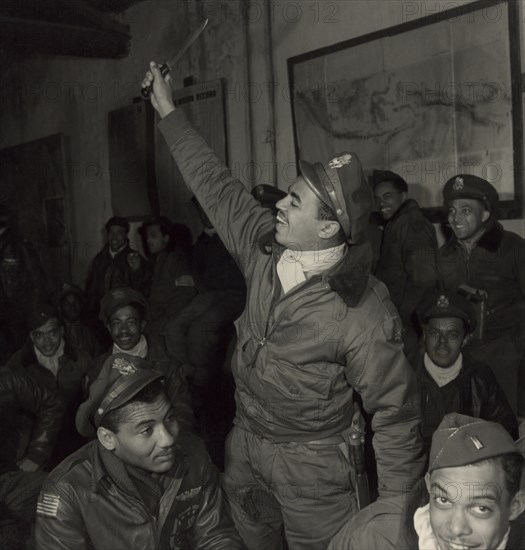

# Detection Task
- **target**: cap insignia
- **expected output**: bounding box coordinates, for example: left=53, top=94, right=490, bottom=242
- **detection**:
left=112, top=356, right=138, bottom=375
left=328, top=154, right=352, bottom=170
left=453, top=176, right=464, bottom=191
left=469, top=435, right=484, bottom=450
left=437, top=295, right=449, bottom=309
left=112, top=289, right=125, bottom=299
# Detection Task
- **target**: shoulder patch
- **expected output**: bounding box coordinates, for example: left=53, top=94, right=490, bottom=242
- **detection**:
left=386, top=316, right=404, bottom=346
left=36, top=493, right=61, bottom=518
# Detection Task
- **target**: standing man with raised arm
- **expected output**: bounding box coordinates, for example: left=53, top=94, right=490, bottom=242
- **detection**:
left=142, top=62, right=425, bottom=550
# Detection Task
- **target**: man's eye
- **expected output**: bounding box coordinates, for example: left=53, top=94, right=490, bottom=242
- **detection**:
left=140, top=427, right=153, bottom=436
left=461, top=208, right=471, bottom=215
left=448, top=331, right=459, bottom=340
left=472, top=505, right=492, bottom=516
left=434, top=496, right=451, bottom=507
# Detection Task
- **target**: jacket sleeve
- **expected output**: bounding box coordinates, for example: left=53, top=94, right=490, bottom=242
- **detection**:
left=345, top=302, right=426, bottom=499
left=189, top=452, right=244, bottom=549
left=158, top=109, right=275, bottom=274
left=477, top=364, right=518, bottom=439
left=35, top=481, right=91, bottom=550
left=0, top=369, right=65, bottom=466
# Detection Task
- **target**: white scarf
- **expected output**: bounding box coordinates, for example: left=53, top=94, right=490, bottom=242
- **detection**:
left=109, top=241, right=127, bottom=259
left=276, top=244, right=345, bottom=294
left=34, top=338, right=65, bottom=377
left=424, top=352, right=463, bottom=387
left=112, top=334, right=148, bottom=358
left=414, top=503, right=509, bottom=549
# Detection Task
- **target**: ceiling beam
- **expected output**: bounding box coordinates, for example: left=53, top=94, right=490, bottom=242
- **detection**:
left=0, top=0, right=130, bottom=59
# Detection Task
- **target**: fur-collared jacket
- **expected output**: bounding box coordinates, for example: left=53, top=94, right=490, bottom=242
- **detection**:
left=437, top=219, right=525, bottom=341
left=157, top=109, right=425, bottom=499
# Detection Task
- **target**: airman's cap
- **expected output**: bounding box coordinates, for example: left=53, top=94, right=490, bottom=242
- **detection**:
left=417, top=291, right=477, bottom=333
left=57, top=282, right=84, bottom=303
left=443, top=174, right=499, bottom=212
left=99, top=287, right=147, bottom=324
left=27, top=303, right=59, bottom=332
left=76, top=353, right=164, bottom=437
left=372, top=169, right=408, bottom=193
left=299, top=152, right=374, bottom=245
left=105, top=216, right=130, bottom=233
left=429, top=414, right=521, bottom=472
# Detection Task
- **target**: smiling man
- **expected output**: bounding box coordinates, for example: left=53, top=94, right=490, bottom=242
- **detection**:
left=141, top=63, right=425, bottom=550
left=373, top=170, right=438, bottom=352
left=86, top=287, right=195, bottom=432
left=437, top=175, right=525, bottom=416
left=35, top=353, right=241, bottom=550
left=329, top=414, right=525, bottom=549
left=403, top=414, right=525, bottom=549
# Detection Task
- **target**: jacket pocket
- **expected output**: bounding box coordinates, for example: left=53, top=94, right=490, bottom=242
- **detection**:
left=261, top=360, right=332, bottom=400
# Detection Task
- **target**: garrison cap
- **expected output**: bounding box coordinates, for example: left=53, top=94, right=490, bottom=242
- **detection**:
left=417, top=291, right=477, bottom=333
left=372, top=169, right=408, bottom=193
left=99, top=287, right=147, bottom=324
left=299, top=152, right=374, bottom=245
left=443, top=174, right=499, bottom=212
left=105, top=216, right=130, bottom=233
left=27, top=303, right=59, bottom=332
left=76, top=353, right=164, bottom=437
left=429, top=414, right=520, bottom=473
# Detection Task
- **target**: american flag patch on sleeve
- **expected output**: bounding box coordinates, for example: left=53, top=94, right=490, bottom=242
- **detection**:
left=37, top=493, right=61, bottom=518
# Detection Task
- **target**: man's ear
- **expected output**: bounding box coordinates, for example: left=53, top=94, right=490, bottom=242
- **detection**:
left=318, top=220, right=341, bottom=240
left=509, top=490, right=525, bottom=521
left=97, top=426, right=117, bottom=451
left=141, top=319, right=147, bottom=332
left=481, top=209, right=490, bottom=223
left=400, top=191, right=408, bottom=203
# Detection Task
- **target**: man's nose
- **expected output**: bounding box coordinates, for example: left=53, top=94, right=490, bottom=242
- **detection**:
left=448, top=509, right=472, bottom=538
left=158, top=422, right=177, bottom=447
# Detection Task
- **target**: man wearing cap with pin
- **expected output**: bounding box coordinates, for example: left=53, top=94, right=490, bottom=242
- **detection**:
left=437, top=174, right=525, bottom=416
left=142, top=63, right=424, bottom=549
left=413, top=290, right=517, bottom=453
left=35, top=352, right=242, bottom=549
left=328, top=413, right=525, bottom=549
left=86, top=286, right=195, bottom=431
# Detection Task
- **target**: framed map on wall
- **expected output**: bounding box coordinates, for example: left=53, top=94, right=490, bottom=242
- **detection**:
left=288, top=0, right=522, bottom=220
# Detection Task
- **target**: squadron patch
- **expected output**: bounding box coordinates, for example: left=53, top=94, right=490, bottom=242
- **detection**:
left=36, top=493, right=61, bottom=518
left=112, top=356, right=138, bottom=375
left=328, top=154, right=352, bottom=169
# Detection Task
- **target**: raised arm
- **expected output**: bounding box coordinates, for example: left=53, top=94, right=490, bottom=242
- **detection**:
left=143, top=63, right=275, bottom=272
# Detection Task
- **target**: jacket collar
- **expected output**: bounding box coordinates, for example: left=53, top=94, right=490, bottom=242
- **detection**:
left=388, top=198, right=420, bottom=224
left=259, top=230, right=372, bottom=308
